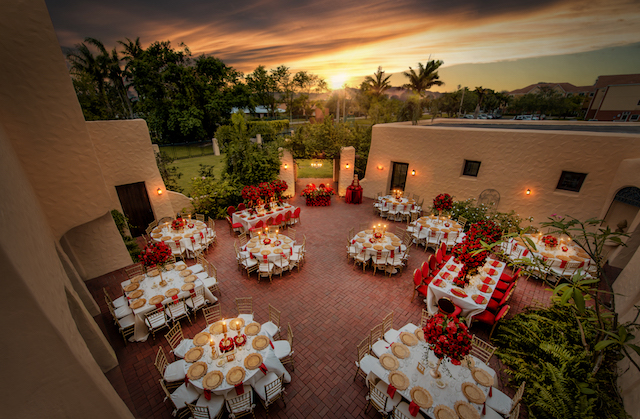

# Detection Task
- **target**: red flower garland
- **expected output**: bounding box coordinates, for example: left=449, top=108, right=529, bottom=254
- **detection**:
left=452, top=219, right=502, bottom=285
left=423, top=313, right=472, bottom=365
left=433, top=193, right=453, bottom=212
left=241, top=180, right=289, bottom=208
left=139, top=242, right=172, bottom=268
left=541, top=235, right=558, bottom=248
left=301, top=183, right=335, bottom=206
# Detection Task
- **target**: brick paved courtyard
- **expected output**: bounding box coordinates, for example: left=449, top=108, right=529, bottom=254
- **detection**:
left=88, top=178, right=554, bottom=418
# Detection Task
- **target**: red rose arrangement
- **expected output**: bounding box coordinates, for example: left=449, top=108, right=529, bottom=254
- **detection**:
left=452, top=219, right=502, bottom=284
left=139, top=242, right=172, bottom=268
left=433, top=193, right=453, bottom=213
left=301, top=183, right=335, bottom=206
left=234, top=334, right=247, bottom=347
left=171, top=218, right=185, bottom=230
left=562, top=245, right=568, bottom=252
left=541, top=235, right=558, bottom=248
left=263, top=238, right=271, bottom=245
left=219, top=337, right=235, bottom=353
left=423, top=313, right=472, bottom=365
left=241, top=180, right=289, bottom=209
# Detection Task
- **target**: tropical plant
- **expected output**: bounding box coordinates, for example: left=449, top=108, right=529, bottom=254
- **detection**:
left=155, top=151, right=183, bottom=193
left=402, top=59, right=444, bottom=97
left=362, top=66, right=392, bottom=97
left=110, top=210, right=140, bottom=262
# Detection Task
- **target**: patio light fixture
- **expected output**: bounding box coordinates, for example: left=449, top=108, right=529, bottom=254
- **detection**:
left=157, top=188, right=163, bottom=195
left=526, top=189, right=531, bottom=195
left=411, top=170, right=416, bottom=176
left=377, top=165, right=383, bottom=170
left=284, top=163, right=288, bottom=169
left=345, top=163, right=350, bottom=169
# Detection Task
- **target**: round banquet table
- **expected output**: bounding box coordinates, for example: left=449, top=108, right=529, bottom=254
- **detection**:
left=182, top=322, right=291, bottom=397
left=243, top=233, right=296, bottom=261
left=151, top=220, right=213, bottom=247
left=412, top=215, right=464, bottom=244
left=508, top=235, right=594, bottom=271
left=351, top=230, right=404, bottom=272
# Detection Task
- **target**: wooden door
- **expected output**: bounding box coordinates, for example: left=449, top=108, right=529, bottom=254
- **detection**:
left=390, top=162, right=409, bottom=192
left=116, top=182, right=155, bottom=237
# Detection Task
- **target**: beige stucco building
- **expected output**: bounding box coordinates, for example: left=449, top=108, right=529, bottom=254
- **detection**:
left=361, top=119, right=640, bottom=416
left=0, top=1, right=191, bottom=417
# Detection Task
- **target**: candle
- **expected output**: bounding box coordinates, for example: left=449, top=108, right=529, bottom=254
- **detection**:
left=222, top=320, right=227, bottom=333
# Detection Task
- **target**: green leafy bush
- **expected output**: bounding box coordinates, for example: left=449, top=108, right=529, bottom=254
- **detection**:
left=493, top=305, right=628, bottom=419
left=110, top=209, right=141, bottom=262
left=449, top=198, right=534, bottom=232
left=190, top=175, right=242, bottom=220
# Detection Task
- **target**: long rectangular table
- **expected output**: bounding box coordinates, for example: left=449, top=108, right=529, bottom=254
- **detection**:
left=231, top=204, right=297, bottom=231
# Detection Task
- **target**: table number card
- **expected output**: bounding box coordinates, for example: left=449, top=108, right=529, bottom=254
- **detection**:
left=417, top=362, right=425, bottom=375
left=226, top=353, right=236, bottom=362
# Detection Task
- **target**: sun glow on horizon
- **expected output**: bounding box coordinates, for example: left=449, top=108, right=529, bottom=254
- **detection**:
left=329, top=73, right=349, bottom=89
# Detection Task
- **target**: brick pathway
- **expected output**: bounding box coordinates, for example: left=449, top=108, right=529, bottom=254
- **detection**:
left=87, top=177, right=552, bottom=418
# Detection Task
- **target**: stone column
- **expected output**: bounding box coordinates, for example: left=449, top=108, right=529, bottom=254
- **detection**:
left=212, top=138, right=220, bottom=156
left=278, top=148, right=295, bottom=198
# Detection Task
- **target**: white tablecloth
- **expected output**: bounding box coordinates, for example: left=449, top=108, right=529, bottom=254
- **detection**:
left=371, top=327, right=496, bottom=416
left=122, top=261, right=217, bottom=342
left=411, top=216, right=465, bottom=245
left=242, top=234, right=296, bottom=261
left=232, top=204, right=297, bottom=231
left=182, top=324, right=291, bottom=397
left=151, top=220, right=213, bottom=250
left=352, top=230, right=402, bottom=257
left=426, top=258, right=506, bottom=324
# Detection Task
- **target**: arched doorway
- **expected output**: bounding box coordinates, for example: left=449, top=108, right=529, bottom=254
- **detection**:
left=603, top=186, right=640, bottom=269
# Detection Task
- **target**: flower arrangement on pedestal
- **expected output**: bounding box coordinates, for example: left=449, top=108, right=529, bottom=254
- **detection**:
left=301, top=183, right=335, bottom=206
left=423, top=313, right=473, bottom=378
left=433, top=193, right=453, bottom=214
left=541, top=235, right=558, bottom=249
left=171, top=218, right=185, bottom=231
left=139, top=242, right=172, bottom=269
left=219, top=336, right=235, bottom=353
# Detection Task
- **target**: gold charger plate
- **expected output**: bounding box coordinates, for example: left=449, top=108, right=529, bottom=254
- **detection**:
left=471, top=294, right=487, bottom=305
left=193, top=332, right=211, bottom=347
left=364, top=230, right=373, bottom=234
left=229, top=318, right=245, bottom=331
left=391, top=342, right=410, bottom=359
left=123, top=283, right=139, bottom=292
left=187, top=361, right=208, bottom=380
left=173, top=236, right=183, bottom=240
left=181, top=283, right=195, bottom=291
left=261, top=249, right=271, bottom=255
left=282, top=244, right=291, bottom=250
left=226, top=366, right=246, bottom=385
left=379, top=353, right=399, bottom=371
left=471, top=368, right=494, bottom=387
left=209, top=321, right=225, bottom=335
left=149, top=295, right=164, bottom=305
left=385, top=245, right=396, bottom=250
left=557, top=255, right=572, bottom=262
left=176, top=265, right=187, bottom=271
left=184, top=347, right=204, bottom=363
left=454, top=400, right=480, bottom=419
left=387, top=370, right=410, bottom=390
left=357, top=232, right=366, bottom=237
left=129, top=289, right=144, bottom=299
left=130, top=298, right=146, bottom=309
left=569, top=255, right=585, bottom=261
left=355, top=238, right=365, bottom=243
left=476, top=284, right=492, bottom=294
left=183, top=275, right=197, bottom=283
left=414, top=328, right=425, bottom=342
left=399, top=332, right=418, bottom=346
left=433, top=405, right=458, bottom=419
left=160, top=236, right=171, bottom=241
left=180, top=270, right=193, bottom=277
left=373, top=245, right=383, bottom=251
left=148, top=269, right=160, bottom=277
left=131, top=275, right=145, bottom=283
left=363, top=242, right=372, bottom=248
left=252, top=335, right=269, bottom=350
left=184, top=233, right=194, bottom=238
left=202, top=371, right=224, bottom=390
left=245, top=322, right=261, bottom=336
left=246, top=243, right=256, bottom=248
left=165, top=288, right=179, bottom=297
left=462, top=382, right=486, bottom=404
left=410, top=386, right=433, bottom=409
left=244, top=353, right=263, bottom=370
left=274, top=248, right=283, bottom=254
left=166, top=264, right=176, bottom=271
left=250, top=248, right=261, bottom=254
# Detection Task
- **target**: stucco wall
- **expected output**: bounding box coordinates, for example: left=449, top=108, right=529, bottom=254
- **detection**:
left=600, top=85, right=640, bottom=110
left=168, top=190, right=194, bottom=215
left=338, top=146, right=356, bottom=196
left=0, top=126, right=133, bottom=418
left=87, top=119, right=175, bottom=221
left=0, top=0, right=112, bottom=240
left=361, top=122, right=640, bottom=227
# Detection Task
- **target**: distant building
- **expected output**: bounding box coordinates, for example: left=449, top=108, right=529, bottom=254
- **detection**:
left=508, top=82, right=593, bottom=98
left=585, top=74, right=640, bottom=121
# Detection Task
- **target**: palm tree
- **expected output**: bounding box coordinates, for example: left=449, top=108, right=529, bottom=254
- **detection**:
left=67, top=40, right=113, bottom=115
left=403, top=59, right=444, bottom=97
left=362, top=66, right=392, bottom=97
left=473, top=86, right=488, bottom=118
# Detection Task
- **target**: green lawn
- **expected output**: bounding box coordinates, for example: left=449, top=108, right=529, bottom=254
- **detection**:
left=170, top=154, right=226, bottom=196
left=297, top=159, right=333, bottom=178
left=159, top=143, right=216, bottom=160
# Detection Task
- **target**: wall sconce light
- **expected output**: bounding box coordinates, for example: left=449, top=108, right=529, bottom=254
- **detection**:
left=345, top=163, right=350, bottom=169
left=526, top=189, right=531, bottom=195
left=411, top=170, right=416, bottom=176
left=284, top=163, right=288, bottom=169
left=157, top=188, right=163, bottom=195
left=377, top=165, right=384, bottom=170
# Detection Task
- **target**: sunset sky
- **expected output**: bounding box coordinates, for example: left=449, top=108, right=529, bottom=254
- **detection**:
left=46, top=0, right=640, bottom=91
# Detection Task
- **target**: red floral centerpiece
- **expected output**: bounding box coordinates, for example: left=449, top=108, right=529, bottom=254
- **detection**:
left=561, top=245, right=568, bottom=252
left=452, top=219, right=502, bottom=286
left=139, top=241, right=172, bottom=269
left=541, top=235, right=558, bottom=249
left=263, top=238, right=271, bottom=245
left=171, top=218, right=185, bottom=230
left=301, top=183, right=335, bottom=206
left=433, top=193, right=453, bottom=214
left=234, top=334, right=247, bottom=348
left=242, top=180, right=289, bottom=209
left=423, top=313, right=473, bottom=378
left=219, top=336, right=235, bottom=353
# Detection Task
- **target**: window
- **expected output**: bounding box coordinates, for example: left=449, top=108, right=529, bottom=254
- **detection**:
left=556, top=171, right=587, bottom=192
left=462, top=160, right=481, bottom=177
left=630, top=114, right=639, bottom=122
